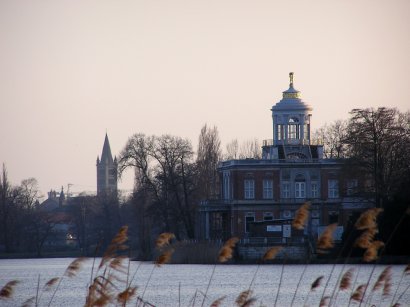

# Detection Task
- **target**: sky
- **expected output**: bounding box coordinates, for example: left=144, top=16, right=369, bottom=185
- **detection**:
left=1, top=0, right=409, bottom=198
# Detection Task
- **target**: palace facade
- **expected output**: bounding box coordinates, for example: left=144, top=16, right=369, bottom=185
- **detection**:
left=198, top=73, right=372, bottom=259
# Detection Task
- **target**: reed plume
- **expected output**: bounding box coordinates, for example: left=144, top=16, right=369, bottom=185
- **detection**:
left=117, top=286, right=137, bottom=305
left=404, top=264, right=410, bottom=275
left=99, top=226, right=129, bottom=269
left=218, top=237, right=239, bottom=262
left=363, top=240, right=384, bottom=262
left=350, top=284, right=366, bottom=302
left=235, top=289, right=253, bottom=306
left=311, top=276, right=324, bottom=291
left=210, top=295, right=226, bottom=307
left=85, top=226, right=133, bottom=307
left=355, top=227, right=378, bottom=249
left=0, top=280, right=19, bottom=299
left=21, top=296, right=35, bottom=307
left=155, top=232, right=175, bottom=249
left=240, top=297, right=256, bottom=307
left=317, top=223, right=337, bottom=253
left=224, top=236, right=239, bottom=248
left=339, top=268, right=354, bottom=290
left=155, top=248, right=174, bottom=267
left=199, top=238, right=239, bottom=307
left=319, top=296, right=330, bottom=307
left=64, top=257, right=86, bottom=278
left=262, top=246, right=282, bottom=261
left=373, top=266, right=392, bottom=292
left=355, top=208, right=383, bottom=230
left=44, top=277, right=59, bottom=290
left=292, top=202, right=310, bottom=230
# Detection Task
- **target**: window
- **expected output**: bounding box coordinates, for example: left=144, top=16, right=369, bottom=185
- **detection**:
left=328, top=179, right=339, bottom=198
left=245, top=212, right=255, bottom=233
left=328, top=211, right=339, bottom=224
left=277, top=125, right=283, bottom=140
left=295, top=182, right=306, bottom=198
left=288, top=117, right=300, bottom=140
left=346, top=179, right=358, bottom=196
left=223, top=172, right=230, bottom=200
left=263, top=179, right=273, bottom=199
left=263, top=212, right=273, bottom=221
left=244, top=179, right=255, bottom=199
left=311, top=181, right=318, bottom=198
left=282, top=181, right=290, bottom=198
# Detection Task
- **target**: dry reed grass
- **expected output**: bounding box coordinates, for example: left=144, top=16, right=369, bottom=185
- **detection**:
left=355, top=227, right=378, bottom=249
left=363, top=240, right=385, bottom=262
left=311, top=276, right=324, bottom=291
left=350, top=284, right=367, bottom=302
left=155, top=232, right=176, bottom=249
left=235, top=289, right=254, bottom=306
left=319, top=296, right=330, bottom=306
left=209, top=295, right=226, bottom=307
left=218, top=237, right=239, bottom=263
left=44, top=277, right=59, bottom=290
left=84, top=225, right=136, bottom=307
left=155, top=248, right=175, bottom=267
left=2, top=216, right=409, bottom=307
left=354, top=208, right=383, bottom=230
left=373, top=266, right=391, bottom=292
left=317, top=223, right=338, bottom=253
left=339, top=268, right=354, bottom=291
left=262, top=246, right=282, bottom=261
left=292, top=202, right=310, bottom=230
left=0, top=280, right=19, bottom=299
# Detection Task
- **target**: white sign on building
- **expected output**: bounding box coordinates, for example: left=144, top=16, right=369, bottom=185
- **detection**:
left=283, top=224, right=291, bottom=238
left=267, top=225, right=282, bottom=232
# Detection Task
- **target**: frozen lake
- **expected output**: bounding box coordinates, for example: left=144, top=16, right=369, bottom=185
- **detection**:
left=0, top=258, right=408, bottom=306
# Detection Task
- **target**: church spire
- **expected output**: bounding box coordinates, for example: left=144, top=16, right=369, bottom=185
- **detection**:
left=97, top=133, right=118, bottom=196
left=100, top=133, right=114, bottom=163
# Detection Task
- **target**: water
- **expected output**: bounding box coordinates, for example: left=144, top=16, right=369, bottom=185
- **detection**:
left=0, top=258, right=408, bottom=306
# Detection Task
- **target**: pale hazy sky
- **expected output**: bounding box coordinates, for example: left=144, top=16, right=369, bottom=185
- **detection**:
left=1, top=0, right=409, bottom=198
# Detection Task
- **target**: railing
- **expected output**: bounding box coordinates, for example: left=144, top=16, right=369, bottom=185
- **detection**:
left=240, top=236, right=305, bottom=245
left=262, top=139, right=324, bottom=146
left=219, top=158, right=325, bottom=167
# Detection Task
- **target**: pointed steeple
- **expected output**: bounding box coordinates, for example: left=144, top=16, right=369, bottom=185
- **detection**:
left=100, top=133, right=114, bottom=164
left=97, top=133, right=118, bottom=196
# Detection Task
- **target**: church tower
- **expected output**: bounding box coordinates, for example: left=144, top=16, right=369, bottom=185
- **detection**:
left=96, top=133, right=118, bottom=195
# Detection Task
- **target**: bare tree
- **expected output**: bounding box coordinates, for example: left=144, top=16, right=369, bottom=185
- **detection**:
left=313, top=120, right=348, bottom=158
left=239, top=138, right=261, bottom=159
left=196, top=124, right=222, bottom=199
left=0, top=164, right=17, bottom=252
left=118, top=134, right=197, bottom=239
left=343, top=107, right=410, bottom=208
left=19, top=178, right=42, bottom=209
left=225, top=138, right=261, bottom=159
left=225, top=139, right=239, bottom=159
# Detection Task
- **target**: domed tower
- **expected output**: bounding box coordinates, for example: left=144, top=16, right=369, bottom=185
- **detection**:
left=263, top=73, right=323, bottom=160
left=96, top=133, right=118, bottom=196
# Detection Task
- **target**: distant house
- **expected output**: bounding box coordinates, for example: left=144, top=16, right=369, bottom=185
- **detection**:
left=38, top=187, right=76, bottom=248
left=199, top=73, right=373, bottom=260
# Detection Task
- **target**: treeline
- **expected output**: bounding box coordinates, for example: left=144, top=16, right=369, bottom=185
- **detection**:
left=1, top=108, right=409, bottom=258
